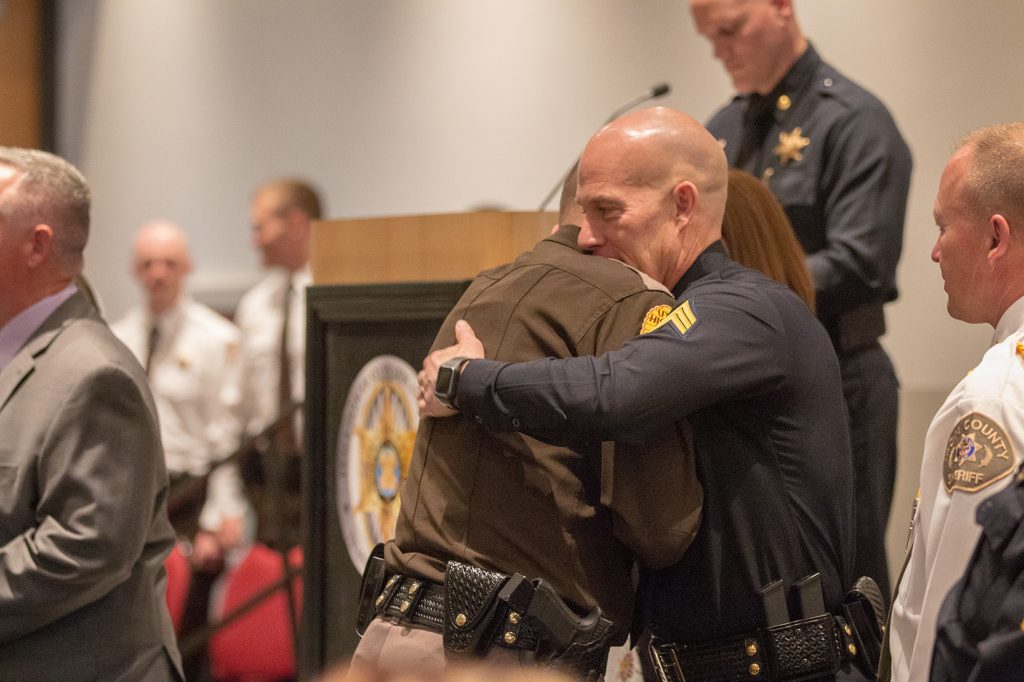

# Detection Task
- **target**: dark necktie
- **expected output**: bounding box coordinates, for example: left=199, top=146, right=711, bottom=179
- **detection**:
left=735, top=94, right=774, bottom=172
left=145, top=323, right=160, bottom=376
left=275, top=280, right=297, bottom=454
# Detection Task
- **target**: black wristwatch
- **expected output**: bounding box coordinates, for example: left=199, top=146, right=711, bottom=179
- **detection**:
left=434, top=356, right=471, bottom=409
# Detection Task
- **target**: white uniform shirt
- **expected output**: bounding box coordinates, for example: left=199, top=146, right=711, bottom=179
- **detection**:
left=111, top=298, right=249, bottom=530
left=889, top=294, right=1024, bottom=680
left=235, top=266, right=310, bottom=438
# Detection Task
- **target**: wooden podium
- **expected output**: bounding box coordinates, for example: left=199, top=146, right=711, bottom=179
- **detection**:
left=301, top=211, right=554, bottom=676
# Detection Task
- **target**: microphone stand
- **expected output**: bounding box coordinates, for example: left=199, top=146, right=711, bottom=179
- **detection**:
left=537, top=83, right=671, bottom=211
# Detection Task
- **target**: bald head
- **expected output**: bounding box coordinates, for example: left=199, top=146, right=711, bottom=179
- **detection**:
left=132, top=220, right=193, bottom=315
left=576, top=107, right=728, bottom=289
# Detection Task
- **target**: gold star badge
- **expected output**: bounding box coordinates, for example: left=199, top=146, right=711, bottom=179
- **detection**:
left=774, top=127, right=810, bottom=165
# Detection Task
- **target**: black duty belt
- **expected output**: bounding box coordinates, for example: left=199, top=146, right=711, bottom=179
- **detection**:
left=374, top=573, right=539, bottom=651
left=648, top=613, right=863, bottom=682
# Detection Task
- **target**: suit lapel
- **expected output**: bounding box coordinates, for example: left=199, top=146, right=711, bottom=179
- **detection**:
left=0, top=291, right=97, bottom=412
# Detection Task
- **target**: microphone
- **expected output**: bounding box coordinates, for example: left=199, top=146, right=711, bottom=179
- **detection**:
left=538, top=83, right=672, bottom=211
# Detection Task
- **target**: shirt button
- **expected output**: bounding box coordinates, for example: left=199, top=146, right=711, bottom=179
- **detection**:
left=475, top=415, right=483, bottom=424
left=823, top=77, right=833, bottom=87
left=512, top=418, right=521, bottom=428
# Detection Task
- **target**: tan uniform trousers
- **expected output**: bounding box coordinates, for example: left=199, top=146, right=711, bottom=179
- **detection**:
left=351, top=616, right=530, bottom=677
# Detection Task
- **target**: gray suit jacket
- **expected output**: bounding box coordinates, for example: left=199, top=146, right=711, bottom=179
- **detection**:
left=0, top=291, right=183, bottom=680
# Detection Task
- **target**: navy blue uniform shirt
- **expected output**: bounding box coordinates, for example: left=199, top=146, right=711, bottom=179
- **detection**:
left=706, top=43, right=911, bottom=324
left=456, top=242, right=854, bottom=641
left=707, top=42, right=911, bottom=603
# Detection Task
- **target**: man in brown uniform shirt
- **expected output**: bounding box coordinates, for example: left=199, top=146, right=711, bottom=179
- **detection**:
left=351, top=170, right=702, bottom=676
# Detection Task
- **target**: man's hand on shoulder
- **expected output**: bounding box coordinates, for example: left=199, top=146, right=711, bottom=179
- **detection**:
left=418, top=320, right=484, bottom=417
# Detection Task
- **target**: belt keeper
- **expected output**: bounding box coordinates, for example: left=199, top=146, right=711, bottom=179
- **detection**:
left=500, top=608, right=524, bottom=648
left=399, top=578, right=426, bottom=621
left=648, top=641, right=685, bottom=682
left=376, top=574, right=402, bottom=618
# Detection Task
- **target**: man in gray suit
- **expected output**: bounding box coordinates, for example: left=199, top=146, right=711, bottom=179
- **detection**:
left=0, top=147, right=183, bottom=680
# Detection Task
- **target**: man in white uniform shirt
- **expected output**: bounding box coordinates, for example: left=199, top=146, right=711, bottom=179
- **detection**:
left=235, top=178, right=320, bottom=549
left=887, top=122, right=1024, bottom=680
left=112, top=220, right=249, bottom=549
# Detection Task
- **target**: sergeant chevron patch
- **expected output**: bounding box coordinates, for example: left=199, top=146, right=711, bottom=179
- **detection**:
left=648, top=300, right=698, bottom=337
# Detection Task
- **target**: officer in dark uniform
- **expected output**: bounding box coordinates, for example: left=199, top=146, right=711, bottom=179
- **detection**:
left=931, top=463, right=1024, bottom=681
left=421, top=108, right=870, bottom=681
left=691, top=0, right=912, bottom=600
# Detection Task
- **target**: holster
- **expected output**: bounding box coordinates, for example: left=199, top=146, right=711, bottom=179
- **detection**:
left=841, top=576, right=885, bottom=680
left=442, top=560, right=510, bottom=657
left=356, top=543, right=387, bottom=636
left=541, top=616, right=615, bottom=682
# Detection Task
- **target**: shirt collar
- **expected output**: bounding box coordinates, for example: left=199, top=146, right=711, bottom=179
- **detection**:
left=671, top=241, right=732, bottom=300
left=285, top=264, right=312, bottom=292
left=0, top=283, right=78, bottom=372
left=747, top=42, right=821, bottom=121
left=993, top=294, right=1024, bottom=345
left=148, top=298, right=186, bottom=337
left=549, top=224, right=582, bottom=250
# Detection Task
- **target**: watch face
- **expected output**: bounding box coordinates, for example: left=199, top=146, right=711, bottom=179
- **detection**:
left=335, top=355, right=420, bottom=573
left=435, top=364, right=457, bottom=403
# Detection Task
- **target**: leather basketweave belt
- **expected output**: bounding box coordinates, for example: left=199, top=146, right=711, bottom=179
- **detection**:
left=648, top=613, right=863, bottom=682
left=374, top=573, right=539, bottom=651
left=356, top=550, right=617, bottom=681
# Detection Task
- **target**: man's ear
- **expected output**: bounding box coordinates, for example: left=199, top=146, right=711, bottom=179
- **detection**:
left=987, top=213, right=1011, bottom=262
left=674, top=181, right=699, bottom=228
left=26, top=224, right=54, bottom=268
left=772, top=0, right=795, bottom=19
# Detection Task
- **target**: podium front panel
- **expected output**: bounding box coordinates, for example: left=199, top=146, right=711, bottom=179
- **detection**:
left=301, top=281, right=469, bottom=676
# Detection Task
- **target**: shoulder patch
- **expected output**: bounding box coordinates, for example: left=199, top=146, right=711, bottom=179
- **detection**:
left=943, top=411, right=1015, bottom=494
left=640, top=305, right=672, bottom=335
left=648, top=300, right=698, bottom=336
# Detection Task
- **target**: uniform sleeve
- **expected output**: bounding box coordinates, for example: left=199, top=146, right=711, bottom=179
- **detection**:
left=457, top=288, right=787, bottom=445
left=584, top=290, right=703, bottom=568
left=0, top=366, right=164, bottom=642
left=808, top=105, right=912, bottom=312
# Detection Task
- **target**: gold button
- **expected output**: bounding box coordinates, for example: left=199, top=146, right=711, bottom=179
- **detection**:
left=504, top=631, right=517, bottom=645
left=848, top=643, right=857, bottom=656
left=508, top=612, right=520, bottom=625
left=745, top=642, right=758, bottom=657
left=1020, top=618, right=1024, bottom=632
left=455, top=613, right=467, bottom=627
left=749, top=662, right=761, bottom=676
left=400, top=600, right=410, bottom=613
left=386, top=576, right=398, bottom=588
left=776, top=94, right=791, bottom=111
left=375, top=594, right=385, bottom=606
left=844, top=624, right=852, bottom=636
left=409, top=582, right=420, bottom=595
